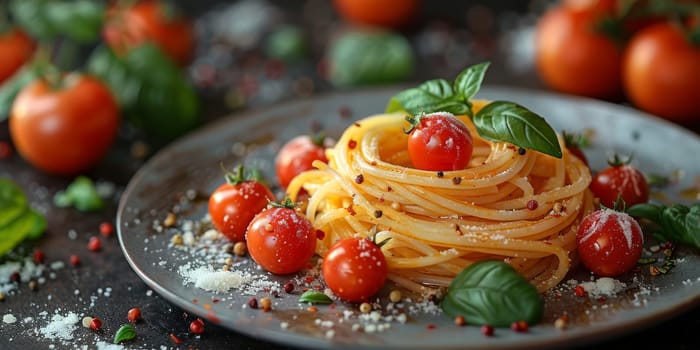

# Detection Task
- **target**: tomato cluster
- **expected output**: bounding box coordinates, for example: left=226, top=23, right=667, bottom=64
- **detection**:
left=535, top=0, right=700, bottom=124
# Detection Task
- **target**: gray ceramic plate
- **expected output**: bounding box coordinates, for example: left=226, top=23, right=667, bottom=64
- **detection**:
left=117, top=86, right=700, bottom=349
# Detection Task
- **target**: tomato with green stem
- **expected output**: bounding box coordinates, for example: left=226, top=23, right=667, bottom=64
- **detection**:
left=405, top=112, right=473, bottom=171
left=246, top=199, right=317, bottom=275
left=589, top=155, right=649, bottom=208
left=0, top=27, right=34, bottom=84
left=9, top=73, right=120, bottom=175
left=322, top=236, right=388, bottom=303
left=208, top=165, right=275, bottom=243
left=576, top=206, right=644, bottom=277
left=275, top=134, right=328, bottom=188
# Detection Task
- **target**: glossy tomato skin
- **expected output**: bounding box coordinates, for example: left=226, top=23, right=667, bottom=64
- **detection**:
left=208, top=181, right=274, bottom=242
left=103, top=0, right=195, bottom=66
left=0, top=27, right=34, bottom=84
left=275, top=135, right=327, bottom=188
left=9, top=75, right=120, bottom=175
left=590, top=164, right=649, bottom=208
left=246, top=207, right=317, bottom=275
left=535, top=3, right=623, bottom=100
left=576, top=209, right=644, bottom=277
left=407, top=112, right=473, bottom=171
left=333, top=0, right=421, bottom=29
left=322, top=237, right=387, bottom=303
left=622, top=22, right=700, bottom=123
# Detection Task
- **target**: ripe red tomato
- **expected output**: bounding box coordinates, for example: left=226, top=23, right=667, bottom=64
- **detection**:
left=275, top=135, right=328, bottom=188
left=246, top=203, right=317, bottom=274
left=0, top=27, right=35, bottom=84
left=9, top=74, right=120, bottom=175
left=535, top=2, right=623, bottom=100
left=103, top=0, right=195, bottom=66
left=208, top=167, right=275, bottom=243
left=576, top=208, right=644, bottom=276
left=322, top=237, right=388, bottom=303
left=406, top=112, right=473, bottom=171
left=590, top=158, right=649, bottom=208
left=333, top=0, right=421, bottom=29
left=622, top=22, right=700, bottom=123
left=563, top=131, right=588, bottom=165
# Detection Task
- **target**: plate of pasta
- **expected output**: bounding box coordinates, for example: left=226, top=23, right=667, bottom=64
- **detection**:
left=117, top=79, right=700, bottom=350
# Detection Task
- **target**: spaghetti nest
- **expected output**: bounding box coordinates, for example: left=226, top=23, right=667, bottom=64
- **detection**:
left=287, top=101, right=593, bottom=293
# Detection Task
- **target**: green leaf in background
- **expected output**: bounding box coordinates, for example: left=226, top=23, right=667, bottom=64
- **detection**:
left=10, top=0, right=104, bottom=43
left=629, top=203, right=700, bottom=250
left=298, top=290, right=333, bottom=304
left=440, top=260, right=544, bottom=327
left=327, top=30, right=414, bottom=87
left=473, top=101, right=563, bottom=158
left=87, top=44, right=200, bottom=141
left=0, top=65, right=43, bottom=121
left=53, top=176, right=104, bottom=212
left=264, top=25, right=307, bottom=62
left=0, top=178, right=47, bottom=256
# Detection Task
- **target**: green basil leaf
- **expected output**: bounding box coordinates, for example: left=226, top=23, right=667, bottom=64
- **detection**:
left=628, top=203, right=663, bottom=223
left=453, top=61, right=490, bottom=101
left=299, top=290, right=333, bottom=304
left=0, top=65, right=43, bottom=121
left=473, top=101, right=563, bottom=158
left=630, top=203, right=700, bottom=250
left=0, top=178, right=29, bottom=227
left=53, top=176, right=103, bottom=212
left=0, top=179, right=46, bottom=256
left=10, top=0, right=104, bottom=43
left=0, top=211, right=34, bottom=256
left=87, top=44, right=200, bottom=141
left=441, top=260, right=543, bottom=327
left=113, top=324, right=137, bottom=344
left=386, top=80, right=465, bottom=115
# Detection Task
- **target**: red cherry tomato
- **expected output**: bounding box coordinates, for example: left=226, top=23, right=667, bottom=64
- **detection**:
left=208, top=167, right=275, bottom=243
left=535, top=2, right=623, bottom=100
left=563, top=131, right=589, bottom=166
left=9, top=74, right=120, bottom=175
left=322, top=237, right=388, bottom=303
left=333, top=0, right=421, bottom=29
left=576, top=208, right=644, bottom=276
left=406, top=112, right=473, bottom=171
left=590, top=158, right=649, bottom=208
left=103, top=0, right=195, bottom=66
left=246, top=203, right=317, bottom=274
left=275, top=135, right=328, bottom=188
left=0, top=27, right=35, bottom=84
left=622, top=22, right=700, bottom=124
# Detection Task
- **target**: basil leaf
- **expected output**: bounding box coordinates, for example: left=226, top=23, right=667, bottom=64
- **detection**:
left=0, top=65, right=43, bottom=121
left=629, top=203, right=700, bottom=250
left=441, top=260, right=543, bottom=327
left=299, top=290, right=333, bottom=304
left=53, top=176, right=104, bottom=212
left=386, top=80, right=469, bottom=115
left=113, top=324, right=137, bottom=344
left=473, top=101, right=563, bottom=158
left=10, top=0, right=104, bottom=43
left=453, top=61, right=489, bottom=101
left=0, top=178, right=28, bottom=227
left=0, top=179, right=46, bottom=256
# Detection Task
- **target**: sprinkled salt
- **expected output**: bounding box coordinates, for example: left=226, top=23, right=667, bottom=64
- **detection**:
left=3, top=314, right=17, bottom=324
left=38, top=312, right=81, bottom=341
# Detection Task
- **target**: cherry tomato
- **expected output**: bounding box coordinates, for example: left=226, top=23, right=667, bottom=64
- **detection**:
left=622, top=22, right=700, bottom=123
left=333, top=0, right=421, bottom=29
left=0, top=27, right=35, bottom=84
left=406, top=112, right=473, bottom=171
left=563, top=131, right=588, bottom=166
left=590, top=157, right=649, bottom=208
left=246, top=202, right=317, bottom=275
left=9, top=74, right=120, bottom=175
left=208, top=166, right=275, bottom=243
left=535, top=2, right=623, bottom=100
left=275, top=135, right=328, bottom=188
left=322, top=237, right=388, bottom=303
left=103, top=0, right=195, bottom=66
left=576, top=208, right=644, bottom=276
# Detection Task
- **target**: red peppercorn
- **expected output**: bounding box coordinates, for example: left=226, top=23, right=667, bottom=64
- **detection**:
left=169, top=333, right=183, bottom=344
left=33, top=249, right=45, bottom=264
left=481, top=325, right=494, bottom=336
left=88, top=236, right=102, bottom=252
left=526, top=200, right=538, bottom=210
left=189, top=318, right=205, bottom=334
left=128, top=307, right=141, bottom=322
left=574, top=285, right=587, bottom=297
left=9, top=271, right=21, bottom=283
left=511, top=320, right=528, bottom=332
left=90, top=317, right=102, bottom=330
left=284, top=282, right=295, bottom=293
left=99, top=222, right=114, bottom=237
left=248, top=298, right=258, bottom=309
left=0, top=141, right=12, bottom=159
left=70, top=255, right=81, bottom=267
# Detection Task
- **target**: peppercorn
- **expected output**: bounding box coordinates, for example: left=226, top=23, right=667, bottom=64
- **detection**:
left=233, top=242, right=247, bottom=256
left=90, top=317, right=102, bottom=331
left=284, top=282, right=295, bottom=293
left=128, top=307, right=141, bottom=322
left=389, top=290, right=402, bottom=303
left=70, top=255, right=81, bottom=267
left=33, top=249, right=45, bottom=264
left=99, top=222, right=114, bottom=237
left=88, top=236, right=102, bottom=252
left=454, top=315, right=466, bottom=326
left=260, top=297, right=272, bottom=312
left=189, top=318, right=205, bottom=334
left=359, top=302, right=372, bottom=313
left=481, top=324, right=494, bottom=336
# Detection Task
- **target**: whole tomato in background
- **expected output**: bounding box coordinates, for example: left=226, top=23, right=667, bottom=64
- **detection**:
left=103, top=0, right=195, bottom=66
left=275, top=134, right=328, bottom=188
left=622, top=22, right=700, bottom=124
left=333, top=0, right=422, bottom=29
left=9, top=74, right=120, bottom=175
left=535, top=1, right=623, bottom=100
left=0, top=27, right=34, bottom=84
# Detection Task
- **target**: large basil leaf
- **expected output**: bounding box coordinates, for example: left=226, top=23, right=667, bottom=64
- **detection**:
left=88, top=44, right=200, bottom=141
left=453, top=61, right=489, bottom=101
left=441, top=260, right=544, bottom=327
left=474, top=101, right=563, bottom=158
left=386, top=84, right=469, bottom=115
left=10, top=0, right=104, bottom=43
left=630, top=203, right=700, bottom=249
